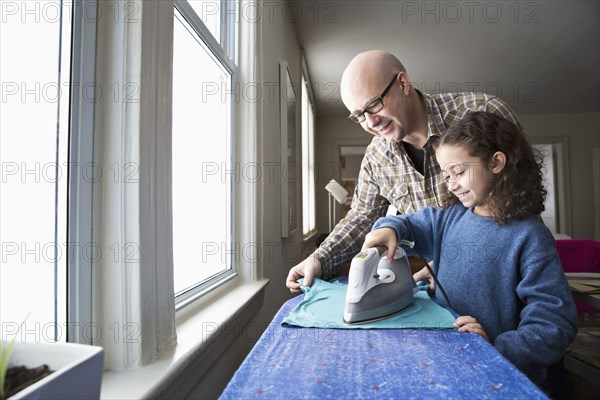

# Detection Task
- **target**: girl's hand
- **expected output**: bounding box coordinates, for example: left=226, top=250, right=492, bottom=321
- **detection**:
left=362, top=228, right=397, bottom=263
left=454, top=315, right=490, bottom=342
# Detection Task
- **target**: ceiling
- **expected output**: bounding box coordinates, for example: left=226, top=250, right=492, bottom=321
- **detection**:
left=293, top=0, right=600, bottom=117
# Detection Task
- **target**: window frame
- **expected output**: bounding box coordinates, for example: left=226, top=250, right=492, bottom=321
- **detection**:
left=301, top=57, right=317, bottom=238
left=67, top=0, right=97, bottom=345
left=172, top=0, right=239, bottom=309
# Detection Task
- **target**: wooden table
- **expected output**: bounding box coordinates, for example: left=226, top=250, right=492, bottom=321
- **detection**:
left=564, top=274, right=600, bottom=385
left=566, top=274, right=600, bottom=310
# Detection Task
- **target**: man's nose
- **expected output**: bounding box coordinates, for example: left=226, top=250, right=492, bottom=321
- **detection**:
left=364, top=112, right=381, bottom=130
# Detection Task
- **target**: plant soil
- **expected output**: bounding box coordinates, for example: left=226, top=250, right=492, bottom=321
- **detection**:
left=2, top=365, right=53, bottom=400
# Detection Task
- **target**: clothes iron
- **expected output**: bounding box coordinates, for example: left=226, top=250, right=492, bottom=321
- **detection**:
left=343, top=245, right=418, bottom=325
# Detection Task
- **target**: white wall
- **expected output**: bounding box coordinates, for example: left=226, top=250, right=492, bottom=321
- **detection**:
left=341, top=154, right=364, bottom=180
left=314, top=117, right=372, bottom=234
left=315, top=112, right=600, bottom=240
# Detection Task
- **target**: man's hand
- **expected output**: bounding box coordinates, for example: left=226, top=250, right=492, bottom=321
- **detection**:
left=285, top=256, right=323, bottom=294
left=413, top=265, right=434, bottom=290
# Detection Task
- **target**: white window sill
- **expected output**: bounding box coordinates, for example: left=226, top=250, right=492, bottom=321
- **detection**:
left=99, top=278, right=269, bottom=399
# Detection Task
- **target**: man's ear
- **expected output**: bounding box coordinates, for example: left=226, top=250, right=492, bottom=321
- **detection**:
left=491, top=151, right=506, bottom=174
left=398, top=71, right=411, bottom=95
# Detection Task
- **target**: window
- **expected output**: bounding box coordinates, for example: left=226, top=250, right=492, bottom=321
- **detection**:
left=2, top=0, right=262, bottom=379
left=533, top=144, right=558, bottom=233
left=187, top=0, right=237, bottom=63
left=1, top=0, right=72, bottom=342
left=172, top=1, right=238, bottom=307
left=301, top=73, right=316, bottom=236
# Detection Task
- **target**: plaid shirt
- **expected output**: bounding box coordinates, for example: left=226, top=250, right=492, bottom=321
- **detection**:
left=315, top=91, right=525, bottom=279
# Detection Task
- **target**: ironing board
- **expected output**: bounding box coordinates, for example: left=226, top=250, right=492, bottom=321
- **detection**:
left=219, top=293, right=547, bottom=399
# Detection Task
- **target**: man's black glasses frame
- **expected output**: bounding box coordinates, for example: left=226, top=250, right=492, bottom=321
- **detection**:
left=348, top=74, right=398, bottom=124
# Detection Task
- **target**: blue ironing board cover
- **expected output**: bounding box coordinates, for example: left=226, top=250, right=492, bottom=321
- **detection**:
left=220, top=293, right=547, bottom=399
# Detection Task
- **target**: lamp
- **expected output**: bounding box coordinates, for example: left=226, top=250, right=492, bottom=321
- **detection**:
left=325, top=179, right=349, bottom=232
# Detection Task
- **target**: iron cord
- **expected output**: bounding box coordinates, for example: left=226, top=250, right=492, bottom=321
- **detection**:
left=420, top=255, right=453, bottom=310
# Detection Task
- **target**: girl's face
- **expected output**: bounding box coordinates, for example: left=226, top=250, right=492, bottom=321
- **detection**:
left=435, top=144, right=505, bottom=216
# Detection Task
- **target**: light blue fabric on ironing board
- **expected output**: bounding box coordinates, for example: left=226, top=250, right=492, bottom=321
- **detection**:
left=282, top=278, right=457, bottom=330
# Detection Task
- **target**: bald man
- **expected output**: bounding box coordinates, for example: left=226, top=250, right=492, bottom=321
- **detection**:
left=286, top=50, right=525, bottom=293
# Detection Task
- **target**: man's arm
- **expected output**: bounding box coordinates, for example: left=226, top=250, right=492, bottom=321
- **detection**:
left=286, top=149, right=389, bottom=292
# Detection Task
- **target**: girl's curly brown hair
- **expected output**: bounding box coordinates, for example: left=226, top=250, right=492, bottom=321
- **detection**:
left=431, top=111, right=546, bottom=225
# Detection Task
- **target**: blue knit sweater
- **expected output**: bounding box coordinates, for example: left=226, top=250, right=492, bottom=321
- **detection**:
left=373, top=205, right=578, bottom=384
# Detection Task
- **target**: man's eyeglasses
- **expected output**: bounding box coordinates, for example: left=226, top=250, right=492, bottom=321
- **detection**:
left=348, top=74, right=398, bottom=124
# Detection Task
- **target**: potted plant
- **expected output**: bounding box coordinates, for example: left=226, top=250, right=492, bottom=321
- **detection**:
left=1, top=340, right=104, bottom=400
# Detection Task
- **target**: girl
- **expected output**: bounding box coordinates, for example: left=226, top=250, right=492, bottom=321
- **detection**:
left=363, top=111, right=578, bottom=391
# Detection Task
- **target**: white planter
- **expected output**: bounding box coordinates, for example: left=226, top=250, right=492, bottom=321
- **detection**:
left=4, top=342, right=104, bottom=400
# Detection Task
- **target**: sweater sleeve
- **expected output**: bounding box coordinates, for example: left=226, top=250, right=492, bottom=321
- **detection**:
left=493, top=234, right=578, bottom=376
left=371, top=207, right=441, bottom=260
